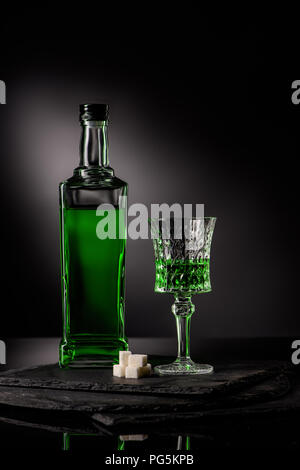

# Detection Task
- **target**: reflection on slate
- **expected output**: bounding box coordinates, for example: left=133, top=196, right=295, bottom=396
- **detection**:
left=0, top=358, right=299, bottom=448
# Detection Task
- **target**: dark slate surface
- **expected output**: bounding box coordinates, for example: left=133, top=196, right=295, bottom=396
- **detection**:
left=92, top=373, right=297, bottom=427
left=0, top=370, right=292, bottom=412
left=0, top=358, right=297, bottom=431
left=0, top=371, right=298, bottom=433
left=0, top=358, right=292, bottom=398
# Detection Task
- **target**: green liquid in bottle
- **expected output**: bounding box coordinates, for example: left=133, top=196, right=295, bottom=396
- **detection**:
left=59, top=208, right=127, bottom=367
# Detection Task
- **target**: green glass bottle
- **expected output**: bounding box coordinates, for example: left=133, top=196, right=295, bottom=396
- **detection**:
left=59, top=104, right=128, bottom=368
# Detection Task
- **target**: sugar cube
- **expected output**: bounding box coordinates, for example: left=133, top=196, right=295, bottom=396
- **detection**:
left=113, top=364, right=125, bottom=377
left=125, top=366, right=144, bottom=378
left=125, top=363, right=152, bottom=379
left=128, top=354, right=147, bottom=367
left=119, top=350, right=132, bottom=366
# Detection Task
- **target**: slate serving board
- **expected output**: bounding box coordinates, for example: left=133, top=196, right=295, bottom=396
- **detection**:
left=0, top=358, right=296, bottom=431
left=0, top=359, right=291, bottom=398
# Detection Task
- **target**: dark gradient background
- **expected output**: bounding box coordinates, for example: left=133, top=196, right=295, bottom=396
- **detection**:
left=0, top=18, right=298, bottom=340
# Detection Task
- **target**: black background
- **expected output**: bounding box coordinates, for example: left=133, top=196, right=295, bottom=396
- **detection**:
left=0, top=16, right=299, bottom=342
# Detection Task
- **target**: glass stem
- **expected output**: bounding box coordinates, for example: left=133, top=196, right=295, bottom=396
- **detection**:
left=172, top=295, right=195, bottom=363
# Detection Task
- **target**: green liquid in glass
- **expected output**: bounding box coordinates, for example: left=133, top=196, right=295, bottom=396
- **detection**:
left=155, top=259, right=211, bottom=293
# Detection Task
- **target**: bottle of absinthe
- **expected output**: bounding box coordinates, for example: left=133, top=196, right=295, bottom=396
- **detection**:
left=59, top=104, right=128, bottom=368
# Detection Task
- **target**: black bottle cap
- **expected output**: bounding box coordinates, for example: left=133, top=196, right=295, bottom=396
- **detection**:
left=79, top=104, right=109, bottom=122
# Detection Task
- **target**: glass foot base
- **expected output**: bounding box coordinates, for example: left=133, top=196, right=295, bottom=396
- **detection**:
left=154, top=359, right=213, bottom=376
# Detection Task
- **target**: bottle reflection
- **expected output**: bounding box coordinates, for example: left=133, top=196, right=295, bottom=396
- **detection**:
left=62, top=432, right=117, bottom=451
left=63, top=432, right=191, bottom=451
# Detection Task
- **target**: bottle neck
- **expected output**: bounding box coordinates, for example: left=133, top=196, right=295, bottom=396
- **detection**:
left=76, top=121, right=113, bottom=177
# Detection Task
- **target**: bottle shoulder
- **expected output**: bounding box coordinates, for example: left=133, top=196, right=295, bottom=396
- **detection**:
left=60, top=174, right=127, bottom=190
left=59, top=173, right=127, bottom=209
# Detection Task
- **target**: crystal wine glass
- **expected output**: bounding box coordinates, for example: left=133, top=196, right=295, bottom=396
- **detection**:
left=150, top=217, right=216, bottom=375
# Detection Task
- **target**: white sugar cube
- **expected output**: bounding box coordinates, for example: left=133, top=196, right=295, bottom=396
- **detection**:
left=125, top=366, right=144, bottom=378
left=125, top=363, right=152, bottom=379
left=119, top=350, right=132, bottom=366
left=128, top=354, right=147, bottom=367
left=113, top=364, right=125, bottom=377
